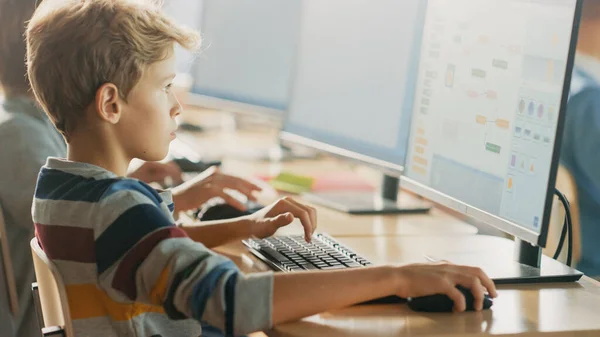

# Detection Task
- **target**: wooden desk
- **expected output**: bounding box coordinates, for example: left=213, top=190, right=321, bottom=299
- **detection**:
left=215, top=236, right=599, bottom=337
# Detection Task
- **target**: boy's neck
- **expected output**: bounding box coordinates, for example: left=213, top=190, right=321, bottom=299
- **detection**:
left=67, top=132, right=131, bottom=177
left=577, top=20, right=600, bottom=60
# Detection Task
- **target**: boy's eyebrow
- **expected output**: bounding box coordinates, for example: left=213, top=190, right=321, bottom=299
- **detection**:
left=161, top=73, right=176, bottom=82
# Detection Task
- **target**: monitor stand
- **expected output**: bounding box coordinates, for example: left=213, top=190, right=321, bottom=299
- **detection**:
left=302, top=175, right=432, bottom=215
left=427, top=239, right=583, bottom=284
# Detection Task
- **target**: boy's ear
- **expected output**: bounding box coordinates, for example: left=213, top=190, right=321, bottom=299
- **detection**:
left=95, top=83, right=122, bottom=124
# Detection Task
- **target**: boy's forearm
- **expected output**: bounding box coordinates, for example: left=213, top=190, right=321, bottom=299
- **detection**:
left=171, top=190, right=192, bottom=214
left=180, top=218, right=252, bottom=248
left=272, top=265, right=400, bottom=325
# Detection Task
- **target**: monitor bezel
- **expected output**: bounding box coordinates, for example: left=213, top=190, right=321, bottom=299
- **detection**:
left=399, top=0, right=583, bottom=248
left=186, top=91, right=284, bottom=120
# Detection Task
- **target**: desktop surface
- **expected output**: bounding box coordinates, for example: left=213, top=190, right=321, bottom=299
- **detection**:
left=214, top=236, right=600, bottom=337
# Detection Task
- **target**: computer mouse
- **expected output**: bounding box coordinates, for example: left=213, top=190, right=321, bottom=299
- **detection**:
left=407, top=286, right=493, bottom=312
left=198, top=202, right=264, bottom=221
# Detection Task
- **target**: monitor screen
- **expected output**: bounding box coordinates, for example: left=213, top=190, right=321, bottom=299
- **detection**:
left=281, top=0, right=427, bottom=172
left=162, top=0, right=204, bottom=74
left=403, top=0, right=580, bottom=246
left=190, top=0, right=301, bottom=114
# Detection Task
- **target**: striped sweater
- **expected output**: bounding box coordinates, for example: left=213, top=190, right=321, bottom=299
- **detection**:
left=32, top=158, right=273, bottom=337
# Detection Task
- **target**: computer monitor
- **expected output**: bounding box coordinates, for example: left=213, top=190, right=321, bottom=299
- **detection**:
left=401, top=0, right=582, bottom=273
left=162, top=0, right=204, bottom=75
left=280, top=0, right=431, bottom=214
left=187, top=0, right=301, bottom=118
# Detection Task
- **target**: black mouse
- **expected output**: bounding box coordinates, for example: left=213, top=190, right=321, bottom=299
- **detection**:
left=198, top=202, right=264, bottom=221
left=407, top=286, right=493, bottom=312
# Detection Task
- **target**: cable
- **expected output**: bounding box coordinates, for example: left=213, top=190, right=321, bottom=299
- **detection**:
left=553, top=188, right=573, bottom=267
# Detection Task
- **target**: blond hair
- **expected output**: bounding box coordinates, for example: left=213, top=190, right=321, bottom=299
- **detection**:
left=26, top=0, right=200, bottom=138
left=0, top=0, right=37, bottom=97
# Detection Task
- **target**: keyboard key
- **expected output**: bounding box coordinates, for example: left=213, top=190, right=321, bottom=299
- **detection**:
left=260, top=247, right=291, bottom=263
left=321, top=265, right=347, bottom=270
left=343, top=262, right=363, bottom=268
left=302, top=264, right=319, bottom=270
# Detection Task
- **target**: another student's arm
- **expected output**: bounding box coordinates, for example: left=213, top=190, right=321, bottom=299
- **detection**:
left=0, top=119, right=63, bottom=230
left=180, top=197, right=316, bottom=248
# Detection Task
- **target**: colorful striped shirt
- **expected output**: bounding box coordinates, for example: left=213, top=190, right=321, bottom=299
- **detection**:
left=32, top=158, right=273, bottom=336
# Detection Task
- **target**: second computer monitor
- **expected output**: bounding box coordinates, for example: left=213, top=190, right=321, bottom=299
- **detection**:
left=189, top=0, right=301, bottom=117
left=281, top=0, right=426, bottom=173
left=402, top=0, right=581, bottom=248
left=280, top=0, right=430, bottom=214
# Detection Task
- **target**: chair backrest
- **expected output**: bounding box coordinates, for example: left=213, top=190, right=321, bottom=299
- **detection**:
left=32, top=283, right=66, bottom=337
left=0, top=204, right=19, bottom=315
left=30, top=238, right=74, bottom=337
left=544, top=165, right=582, bottom=265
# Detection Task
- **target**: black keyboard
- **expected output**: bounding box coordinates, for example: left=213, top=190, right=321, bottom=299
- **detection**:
left=243, top=233, right=372, bottom=272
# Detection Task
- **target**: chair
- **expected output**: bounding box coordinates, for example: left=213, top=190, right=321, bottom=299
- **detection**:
left=0, top=204, right=18, bottom=315
left=544, top=165, right=582, bottom=266
left=30, top=238, right=73, bottom=337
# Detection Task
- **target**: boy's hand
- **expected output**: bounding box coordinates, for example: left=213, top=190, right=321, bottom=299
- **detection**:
left=172, top=166, right=263, bottom=212
left=128, top=161, right=184, bottom=185
left=395, top=262, right=498, bottom=312
left=249, top=197, right=317, bottom=242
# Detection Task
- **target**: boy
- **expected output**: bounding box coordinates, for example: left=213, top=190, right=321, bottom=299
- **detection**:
left=27, top=1, right=497, bottom=336
left=0, top=1, right=262, bottom=335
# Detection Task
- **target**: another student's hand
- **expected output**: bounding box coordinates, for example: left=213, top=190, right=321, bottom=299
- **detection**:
left=395, top=262, right=498, bottom=312
left=171, top=166, right=263, bottom=212
left=128, top=161, right=184, bottom=185
left=248, top=197, right=317, bottom=242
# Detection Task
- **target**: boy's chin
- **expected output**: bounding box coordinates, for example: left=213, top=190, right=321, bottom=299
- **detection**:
left=136, top=148, right=170, bottom=162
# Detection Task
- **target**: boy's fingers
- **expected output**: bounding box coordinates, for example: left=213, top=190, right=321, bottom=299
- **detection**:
left=468, top=278, right=485, bottom=311
left=466, top=266, right=497, bottom=298
left=287, top=198, right=317, bottom=233
left=217, top=191, right=247, bottom=211
left=270, top=212, right=294, bottom=228
left=221, top=176, right=262, bottom=201
left=446, top=286, right=466, bottom=312
left=277, top=199, right=313, bottom=242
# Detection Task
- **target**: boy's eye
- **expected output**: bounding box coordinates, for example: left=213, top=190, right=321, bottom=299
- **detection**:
left=164, top=83, right=173, bottom=93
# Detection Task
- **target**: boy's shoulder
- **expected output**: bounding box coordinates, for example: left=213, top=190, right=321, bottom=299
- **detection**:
left=34, top=161, right=176, bottom=237
left=36, top=159, right=169, bottom=209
